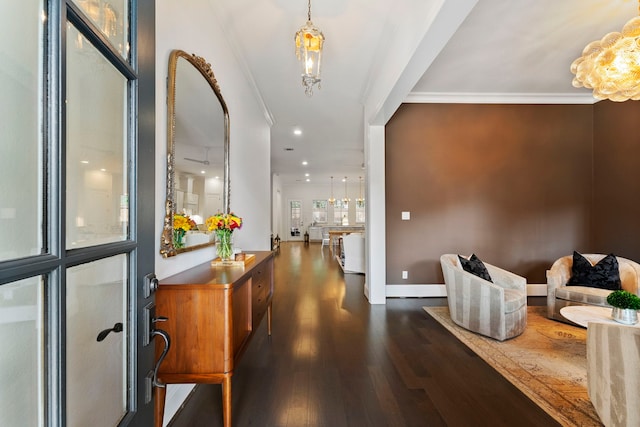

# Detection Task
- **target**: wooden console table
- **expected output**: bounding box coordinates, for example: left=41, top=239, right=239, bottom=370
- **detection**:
left=154, top=251, right=274, bottom=427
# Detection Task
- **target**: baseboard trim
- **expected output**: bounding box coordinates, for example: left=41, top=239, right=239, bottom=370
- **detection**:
left=386, top=284, right=447, bottom=297
left=386, top=284, right=547, bottom=298
left=527, top=284, right=547, bottom=296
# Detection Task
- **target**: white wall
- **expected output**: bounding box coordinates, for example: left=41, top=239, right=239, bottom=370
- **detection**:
left=155, top=1, right=272, bottom=424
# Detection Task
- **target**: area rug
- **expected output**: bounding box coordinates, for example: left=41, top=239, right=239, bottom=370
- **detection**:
left=422, top=305, right=602, bottom=427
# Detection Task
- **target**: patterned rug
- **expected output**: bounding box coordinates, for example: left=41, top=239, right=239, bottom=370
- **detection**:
left=422, top=305, right=602, bottom=426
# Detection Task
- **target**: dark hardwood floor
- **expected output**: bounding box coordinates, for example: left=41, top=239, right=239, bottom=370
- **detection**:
left=169, top=242, right=560, bottom=427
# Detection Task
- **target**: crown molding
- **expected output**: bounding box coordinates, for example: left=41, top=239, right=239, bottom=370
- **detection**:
left=405, top=91, right=598, bottom=105
left=212, top=3, right=275, bottom=127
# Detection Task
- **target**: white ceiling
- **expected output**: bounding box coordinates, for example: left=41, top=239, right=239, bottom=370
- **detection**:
left=210, top=0, right=638, bottom=186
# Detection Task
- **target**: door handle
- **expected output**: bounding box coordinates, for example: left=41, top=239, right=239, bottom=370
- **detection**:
left=152, top=316, right=171, bottom=388
left=96, top=322, right=123, bottom=342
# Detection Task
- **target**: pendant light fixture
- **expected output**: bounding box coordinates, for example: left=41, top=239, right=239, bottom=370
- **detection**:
left=356, top=176, right=364, bottom=203
left=342, top=176, right=350, bottom=203
left=570, top=1, right=640, bottom=101
left=294, top=0, right=325, bottom=97
left=328, top=176, right=336, bottom=206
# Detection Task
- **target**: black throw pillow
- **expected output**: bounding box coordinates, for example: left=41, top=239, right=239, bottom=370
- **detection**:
left=458, top=254, right=493, bottom=283
left=566, top=251, right=621, bottom=290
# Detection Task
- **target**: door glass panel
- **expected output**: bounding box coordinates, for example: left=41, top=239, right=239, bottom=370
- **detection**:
left=0, top=277, right=44, bottom=427
left=66, top=255, right=127, bottom=427
left=71, top=0, right=129, bottom=59
left=66, top=23, right=128, bottom=249
left=290, top=200, right=301, bottom=237
left=0, top=1, right=44, bottom=261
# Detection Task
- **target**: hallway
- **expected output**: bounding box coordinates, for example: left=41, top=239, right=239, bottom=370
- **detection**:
left=170, top=242, right=558, bottom=427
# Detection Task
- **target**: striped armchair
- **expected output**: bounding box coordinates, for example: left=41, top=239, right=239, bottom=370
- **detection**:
left=546, top=254, right=640, bottom=324
left=587, top=322, right=640, bottom=427
left=440, top=254, right=527, bottom=341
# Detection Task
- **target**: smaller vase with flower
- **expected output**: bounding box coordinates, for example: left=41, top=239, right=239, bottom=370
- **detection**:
left=173, top=213, right=196, bottom=249
left=206, top=212, right=243, bottom=261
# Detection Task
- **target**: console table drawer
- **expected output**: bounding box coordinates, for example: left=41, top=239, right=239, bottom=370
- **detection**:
left=252, top=261, right=272, bottom=326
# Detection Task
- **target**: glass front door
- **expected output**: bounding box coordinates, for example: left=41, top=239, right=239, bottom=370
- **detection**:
left=0, top=1, right=155, bottom=425
left=289, top=200, right=303, bottom=241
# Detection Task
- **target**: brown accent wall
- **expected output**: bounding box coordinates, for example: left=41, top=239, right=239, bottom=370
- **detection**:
left=385, top=103, right=593, bottom=285
left=593, top=100, right=640, bottom=260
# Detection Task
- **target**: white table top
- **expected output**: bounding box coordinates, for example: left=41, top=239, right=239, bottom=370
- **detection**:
left=560, top=305, right=640, bottom=328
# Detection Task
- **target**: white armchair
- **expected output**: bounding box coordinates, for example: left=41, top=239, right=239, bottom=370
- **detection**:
left=440, top=254, right=527, bottom=341
left=546, top=253, right=640, bottom=323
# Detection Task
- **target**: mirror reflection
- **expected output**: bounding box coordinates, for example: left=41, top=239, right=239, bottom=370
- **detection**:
left=160, top=50, right=229, bottom=257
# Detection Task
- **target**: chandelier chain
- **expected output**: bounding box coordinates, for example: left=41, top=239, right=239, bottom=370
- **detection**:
left=308, top=0, right=312, bottom=21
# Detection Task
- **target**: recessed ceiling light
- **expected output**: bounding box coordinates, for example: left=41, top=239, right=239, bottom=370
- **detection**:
left=302, top=161, right=308, bottom=166
left=80, top=160, right=89, bottom=164
left=305, top=173, right=309, bottom=177
left=306, top=178, right=310, bottom=182
left=200, top=170, right=206, bottom=174
left=294, top=129, right=302, bottom=136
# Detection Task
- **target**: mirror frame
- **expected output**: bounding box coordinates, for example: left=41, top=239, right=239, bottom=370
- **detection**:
left=160, top=50, right=230, bottom=258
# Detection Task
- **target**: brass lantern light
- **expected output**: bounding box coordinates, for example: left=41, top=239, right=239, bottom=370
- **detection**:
left=295, top=0, right=325, bottom=97
left=356, top=176, right=364, bottom=203
left=342, top=176, right=350, bottom=204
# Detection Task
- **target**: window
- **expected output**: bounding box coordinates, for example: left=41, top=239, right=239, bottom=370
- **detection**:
left=66, top=24, right=128, bottom=249
left=333, top=200, right=348, bottom=224
left=311, top=200, right=327, bottom=223
left=0, top=1, right=43, bottom=262
left=0, top=277, right=44, bottom=426
left=356, top=199, right=365, bottom=223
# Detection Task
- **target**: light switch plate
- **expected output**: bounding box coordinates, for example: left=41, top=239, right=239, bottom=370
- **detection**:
left=401, top=211, right=410, bottom=220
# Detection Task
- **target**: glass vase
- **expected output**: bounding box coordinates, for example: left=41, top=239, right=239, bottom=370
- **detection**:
left=216, top=229, right=233, bottom=261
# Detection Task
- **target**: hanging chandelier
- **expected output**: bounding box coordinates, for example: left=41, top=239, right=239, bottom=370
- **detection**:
left=356, top=176, right=364, bottom=203
left=77, top=0, right=119, bottom=37
left=342, top=177, right=350, bottom=203
left=570, top=2, right=640, bottom=102
left=328, top=176, right=336, bottom=206
left=294, top=0, right=325, bottom=97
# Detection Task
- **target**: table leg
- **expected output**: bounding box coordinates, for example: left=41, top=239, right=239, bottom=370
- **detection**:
left=222, top=375, right=232, bottom=427
left=154, top=385, right=166, bottom=427
left=267, top=303, right=272, bottom=336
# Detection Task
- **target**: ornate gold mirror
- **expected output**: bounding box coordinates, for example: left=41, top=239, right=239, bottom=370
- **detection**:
left=160, top=50, right=229, bottom=257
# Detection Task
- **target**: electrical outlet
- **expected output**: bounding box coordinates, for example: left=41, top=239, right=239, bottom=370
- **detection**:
left=402, top=270, right=408, bottom=279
